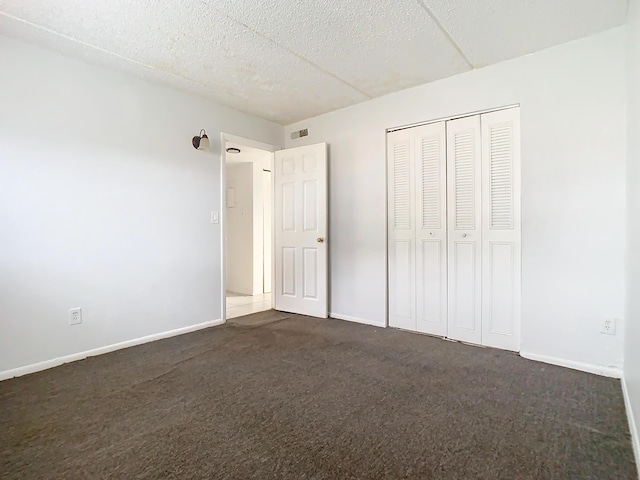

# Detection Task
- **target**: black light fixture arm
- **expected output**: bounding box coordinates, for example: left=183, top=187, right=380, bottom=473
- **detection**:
left=192, top=129, right=209, bottom=150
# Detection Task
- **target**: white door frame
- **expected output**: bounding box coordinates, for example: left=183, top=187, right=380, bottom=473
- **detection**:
left=220, top=132, right=279, bottom=323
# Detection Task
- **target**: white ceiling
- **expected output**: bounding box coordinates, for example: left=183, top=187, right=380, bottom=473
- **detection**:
left=0, top=0, right=628, bottom=125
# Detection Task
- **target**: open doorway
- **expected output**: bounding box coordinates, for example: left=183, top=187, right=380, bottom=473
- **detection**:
left=223, top=137, right=275, bottom=319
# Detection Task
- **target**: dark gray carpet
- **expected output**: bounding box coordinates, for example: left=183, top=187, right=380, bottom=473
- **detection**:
left=0, top=311, right=636, bottom=479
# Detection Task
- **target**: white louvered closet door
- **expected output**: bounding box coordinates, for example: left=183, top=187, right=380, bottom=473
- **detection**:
left=446, top=115, right=482, bottom=345
left=387, top=129, right=416, bottom=331
left=480, top=108, right=521, bottom=351
left=414, top=123, right=448, bottom=336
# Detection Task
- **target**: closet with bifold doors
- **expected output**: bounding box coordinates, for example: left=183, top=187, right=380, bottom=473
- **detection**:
left=387, top=107, right=521, bottom=352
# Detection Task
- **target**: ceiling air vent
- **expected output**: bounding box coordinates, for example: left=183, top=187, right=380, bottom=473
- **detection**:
left=290, top=128, right=308, bottom=139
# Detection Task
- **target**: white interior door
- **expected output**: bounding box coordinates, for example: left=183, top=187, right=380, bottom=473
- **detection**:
left=447, top=115, right=482, bottom=345
left=387, top=129, right=416, bottom=331
left=481, top=108, right=521, bottom=351
left=414, top=122, right=448, bottom=336
left=274, top=143, right=328, bottom=318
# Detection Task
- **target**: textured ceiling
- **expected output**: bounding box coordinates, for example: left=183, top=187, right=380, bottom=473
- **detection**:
left=0, top=0, right=628, bottom=124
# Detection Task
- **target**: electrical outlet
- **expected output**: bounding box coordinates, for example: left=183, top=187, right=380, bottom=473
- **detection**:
left=601, top=318, right=616, bottom=335
left=69, top=307, right=82, bottom=326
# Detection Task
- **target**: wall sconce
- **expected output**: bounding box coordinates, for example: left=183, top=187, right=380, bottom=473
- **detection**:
left=192, top=129, right=209, bottom=150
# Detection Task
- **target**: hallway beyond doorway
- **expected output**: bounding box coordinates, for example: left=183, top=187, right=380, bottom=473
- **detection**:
left=226, top=292, right=271, bottom=319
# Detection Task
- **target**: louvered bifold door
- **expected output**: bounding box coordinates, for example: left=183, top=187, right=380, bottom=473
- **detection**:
left=446, top=116, right=482, bottom=345
left=414, top=123, right=447, bottom=336
left=388, top=129, right=416, bottom=331
left=480, top=108, right=521, bottom=351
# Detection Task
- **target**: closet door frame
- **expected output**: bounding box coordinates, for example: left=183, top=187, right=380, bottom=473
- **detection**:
left=386, top=104, right=521, bottom=352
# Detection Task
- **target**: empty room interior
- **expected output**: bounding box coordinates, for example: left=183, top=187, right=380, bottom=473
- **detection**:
left=1, top=0, right=640, bottom=478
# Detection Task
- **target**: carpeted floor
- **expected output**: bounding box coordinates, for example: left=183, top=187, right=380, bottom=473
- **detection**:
left=1, top=311, right=637, bottom=479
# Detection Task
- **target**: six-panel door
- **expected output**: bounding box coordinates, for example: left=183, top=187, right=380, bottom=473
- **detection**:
left=274, top=143, right=328, bottom=318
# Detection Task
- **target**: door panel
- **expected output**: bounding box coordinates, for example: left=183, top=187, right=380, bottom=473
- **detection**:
left=452, top=241, right=478, bottom=331
left=282, top=183, right=296, bottom=231
left=414, top=122, right=447, bottom=336
left=389, top=239, right=414, bottom=327
left=303, top=181, right=318, bottom=230
left=302, top=247, right=318, bottom=299
left=487, top=242, right=515, bottom=335
left=447, top=115, right=482, bottom=345
left=274, top=143, right=328, bottom=318
left=387, top=130, right=416, bottom=330
left=282, top=247, right=296, bottom=296
left=419, top=239, right=444, bottom=328
left=481, top=108, right=521, bottom=351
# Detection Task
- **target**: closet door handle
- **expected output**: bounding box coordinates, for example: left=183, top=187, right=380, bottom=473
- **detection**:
left=462, top=233, right=467, bottom=238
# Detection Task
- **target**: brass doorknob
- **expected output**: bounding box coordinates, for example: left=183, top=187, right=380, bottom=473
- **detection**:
left=317, top=237, right=325, bottom=243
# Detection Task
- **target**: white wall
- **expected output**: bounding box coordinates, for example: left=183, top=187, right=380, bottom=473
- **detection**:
left=262, top=169, right=273, bottom=294
left=226, top=163, right=255, bottom=295
left=285, top=28, right=627, bottom=371
left=251, top=163, right=263, bottom=295
left=624, top=0, right=640, bottom=465
left=0, top=35, right=282, bottom=374
left=251, top=154, right=272, bottom=295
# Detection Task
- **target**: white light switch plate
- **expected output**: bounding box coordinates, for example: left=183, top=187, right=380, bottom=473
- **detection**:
left=211, top=211, right=219, bottom=224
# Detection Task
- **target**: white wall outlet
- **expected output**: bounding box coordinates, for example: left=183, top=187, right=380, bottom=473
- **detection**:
left=69, top=307, right=82, bottom=326
left=601, top=318, right=616, bottom=335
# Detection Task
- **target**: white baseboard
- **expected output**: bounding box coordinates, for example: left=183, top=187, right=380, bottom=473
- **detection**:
left=329, top=312, right=387, bottom=328
left=0, top=318, right=224, bottom=381
left=622, top=376, right=640, bottom=478
left=520, top=351, right=622, bottom=378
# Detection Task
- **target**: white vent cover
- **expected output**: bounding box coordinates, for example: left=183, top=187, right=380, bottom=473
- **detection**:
left=290, top=129, right=309, bottom=139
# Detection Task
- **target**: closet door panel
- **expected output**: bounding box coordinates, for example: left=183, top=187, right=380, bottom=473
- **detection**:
left=446, top=116, right=482, bottom=345
left=452, top=241, right=477, bottom=330
left=388, top=130, right=416, bottom=331
left=481, top=108, right=521, bottom=351
left=414, top=122, right=447, bottom=336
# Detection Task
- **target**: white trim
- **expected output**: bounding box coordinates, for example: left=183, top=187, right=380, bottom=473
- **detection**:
left=0, top=318, right=224, bottom=381
left=622, top=376, right=640, bottom=478
left=520, top=351, right=622, bottom=378
left=330, top=312, right=387, bottom=328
